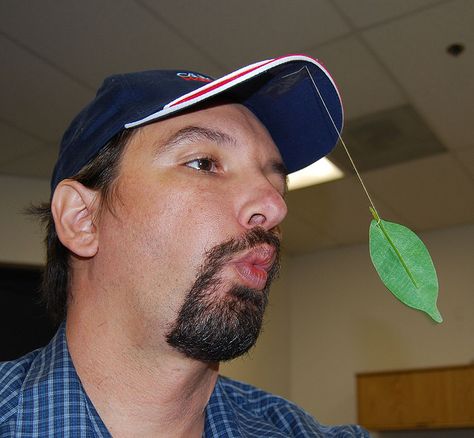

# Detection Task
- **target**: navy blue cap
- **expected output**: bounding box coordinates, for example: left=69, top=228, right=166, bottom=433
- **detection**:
left=51, top=54, right=343, bottom=191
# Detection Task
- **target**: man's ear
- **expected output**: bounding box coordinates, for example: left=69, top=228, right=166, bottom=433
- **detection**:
left=51, top=180, right=100, bottom=258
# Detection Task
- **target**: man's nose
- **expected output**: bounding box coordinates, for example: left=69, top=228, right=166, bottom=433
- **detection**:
left=237, top=179, right=288, bottom=231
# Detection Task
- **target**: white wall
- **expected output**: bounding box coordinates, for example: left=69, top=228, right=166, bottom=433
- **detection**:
left=288, top=223, right=474, bottom=435
left=0, top=175, right=49, bottom=265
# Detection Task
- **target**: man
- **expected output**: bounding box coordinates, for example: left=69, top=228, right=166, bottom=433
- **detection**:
left=0, top=55, right=368, bottom=437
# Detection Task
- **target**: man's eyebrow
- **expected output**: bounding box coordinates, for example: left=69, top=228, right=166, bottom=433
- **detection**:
left=159, top=126, right=236, bottom=153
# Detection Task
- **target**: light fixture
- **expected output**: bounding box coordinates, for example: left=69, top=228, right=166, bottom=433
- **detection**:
left=287, top=157, right=344, bottom=191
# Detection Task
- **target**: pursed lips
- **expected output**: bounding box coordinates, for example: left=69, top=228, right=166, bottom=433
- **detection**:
left=230, top=245, right=277, bottom=290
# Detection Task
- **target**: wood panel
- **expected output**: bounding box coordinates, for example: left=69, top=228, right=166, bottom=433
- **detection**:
left=357, top=365, right=474, bottom=430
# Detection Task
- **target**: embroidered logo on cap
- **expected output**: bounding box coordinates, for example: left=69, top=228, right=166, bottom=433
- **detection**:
left=177, top=72, right=213, bottom=83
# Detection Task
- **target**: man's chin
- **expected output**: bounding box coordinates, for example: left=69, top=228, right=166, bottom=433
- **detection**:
left=228, top=284, right=267, bottom=308
left=166, top=284, right=268, bottom=363
left=167, top=327, right=262, bottom=363
left=166, top=226, right=279, bottom=363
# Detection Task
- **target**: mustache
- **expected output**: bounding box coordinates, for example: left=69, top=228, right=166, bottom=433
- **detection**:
left=204, top=226, right=281, bottom=273
left=193, top=227, right=281, bottom=296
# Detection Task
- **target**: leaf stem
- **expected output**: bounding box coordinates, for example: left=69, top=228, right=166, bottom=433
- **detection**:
left=369, top=206, right=380, bottom=223
left=370, top=207, right=418, bottom=289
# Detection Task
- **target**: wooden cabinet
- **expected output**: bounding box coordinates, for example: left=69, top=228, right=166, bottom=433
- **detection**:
left=357, top=364, right=474, bottom=430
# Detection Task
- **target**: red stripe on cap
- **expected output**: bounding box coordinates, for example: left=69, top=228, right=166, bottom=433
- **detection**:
left=168, top=58, right=276, bottom=108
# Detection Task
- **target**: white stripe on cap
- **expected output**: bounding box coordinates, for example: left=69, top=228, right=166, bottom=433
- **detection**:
left=124, top=55, right=341, bottom=129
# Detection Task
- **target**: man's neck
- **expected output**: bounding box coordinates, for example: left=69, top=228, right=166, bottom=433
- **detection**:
left=66, top=305, right=218, bottom=438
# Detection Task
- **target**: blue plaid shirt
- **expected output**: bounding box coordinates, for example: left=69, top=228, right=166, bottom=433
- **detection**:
left=0, top=324, right=369, bottom=437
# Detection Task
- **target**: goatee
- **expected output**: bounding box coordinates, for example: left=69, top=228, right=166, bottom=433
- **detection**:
left=166, top=227, right=280, bottom=362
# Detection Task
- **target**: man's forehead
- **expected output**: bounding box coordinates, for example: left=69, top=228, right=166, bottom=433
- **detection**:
left=140, top=103, right=284, bottom=158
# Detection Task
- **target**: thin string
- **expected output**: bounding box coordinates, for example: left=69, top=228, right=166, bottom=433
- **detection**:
left=283, top=66, right=381, bottom=222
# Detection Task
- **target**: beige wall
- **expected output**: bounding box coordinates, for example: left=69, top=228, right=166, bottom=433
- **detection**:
left=0, top=175, right=49, bottom=265
left=288, top=223, right=474, bottom=435
left=2, top=176, right=474, bottom=436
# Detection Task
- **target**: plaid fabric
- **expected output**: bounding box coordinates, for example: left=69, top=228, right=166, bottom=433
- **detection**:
left=1, top=324, right=370, bottom=437
left=206, top=378, right=369, bottom=437
left=0, top=324, right=109, bottom=437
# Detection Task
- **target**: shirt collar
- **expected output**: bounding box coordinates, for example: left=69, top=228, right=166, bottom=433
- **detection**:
left=16, top=322, right=111, bottom=437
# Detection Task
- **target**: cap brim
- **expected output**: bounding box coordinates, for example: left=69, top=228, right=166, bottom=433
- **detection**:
left=125, top=55, right=343, bottom=174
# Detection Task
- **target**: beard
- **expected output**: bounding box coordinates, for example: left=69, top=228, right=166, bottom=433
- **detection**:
left=166, top=227, right=281, bottom=362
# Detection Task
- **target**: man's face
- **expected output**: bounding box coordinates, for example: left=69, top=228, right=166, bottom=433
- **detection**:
left=96, top=103, right=288, bottom=361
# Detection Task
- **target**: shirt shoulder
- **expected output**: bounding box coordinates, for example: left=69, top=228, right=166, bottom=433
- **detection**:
left=216, top=376, right=370, bottom=437
left=0, top=350, right=39, bottom=428
left=0, top=324, right=110, bottom=438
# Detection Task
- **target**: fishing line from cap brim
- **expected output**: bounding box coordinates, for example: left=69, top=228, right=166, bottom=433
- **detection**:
left=282, top=66, right=381, bottom=223
left=282, top=66, right=420, bottom=290
left=307, top=66, right=422, bottom=289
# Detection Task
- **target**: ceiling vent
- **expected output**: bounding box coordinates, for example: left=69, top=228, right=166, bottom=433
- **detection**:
left=328, top=105, right=446, bottom=173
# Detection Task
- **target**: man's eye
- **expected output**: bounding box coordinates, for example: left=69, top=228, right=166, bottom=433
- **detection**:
left=185, top=158, right=217, bottom=172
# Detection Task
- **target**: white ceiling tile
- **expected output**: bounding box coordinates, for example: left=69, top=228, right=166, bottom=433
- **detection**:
left=307, top=36, right=406, bottom=120
left=334, top=0, right=444, bottom=28
left=364, top=153, right=474, bottom=231
left=0, top=121, right=46, bottom=164
left=0, top=145, right=58, bottom=180
left=0, top=0, right=225, bottom=86
left=0, top=35, right=94, bottom=143
left=362, top=0, right=474, bottom=150
left=142, top=0, right=351, bottom=70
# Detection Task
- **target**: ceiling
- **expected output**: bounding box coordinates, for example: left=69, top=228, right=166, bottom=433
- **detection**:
left=1, top=0, right=473, bottom=254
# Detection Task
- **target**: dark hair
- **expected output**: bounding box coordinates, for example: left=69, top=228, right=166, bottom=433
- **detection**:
left=29, top=129, right=135, bottom=323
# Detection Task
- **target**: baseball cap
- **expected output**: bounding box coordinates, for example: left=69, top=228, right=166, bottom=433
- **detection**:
left=51, top=54, right=343, bottom=191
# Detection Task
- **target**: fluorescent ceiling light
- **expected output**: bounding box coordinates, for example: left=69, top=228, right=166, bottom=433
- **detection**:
left=288, top=158, right=344, bottom=191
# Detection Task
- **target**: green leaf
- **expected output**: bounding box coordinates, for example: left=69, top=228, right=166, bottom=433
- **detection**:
left=369, top=215, right=442, bottom=323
